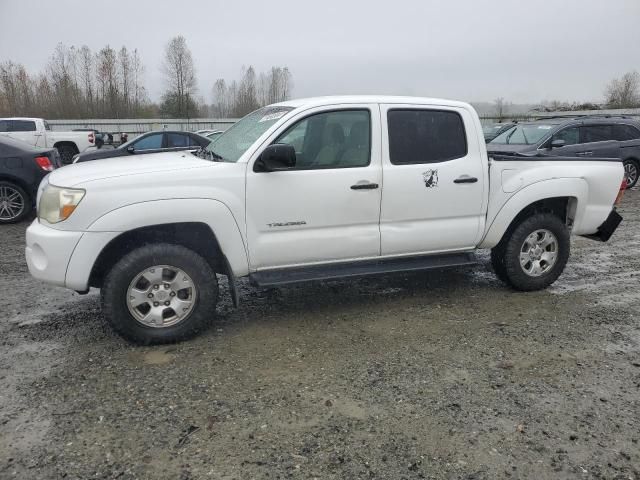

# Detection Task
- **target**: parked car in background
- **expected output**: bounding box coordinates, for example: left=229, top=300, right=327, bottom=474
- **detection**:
left=73, top=130, right=211, bottom=163
left=25, top=96, right=625, bottom=344
left=0, top=136, right=61, bottom=223
left=488, top=116, right=640, bottom=188
left=482, top=122, right=515, bottom=142
left=204, top=130, right=224, bottom=141
left=0, top=118, right=95, bottom=164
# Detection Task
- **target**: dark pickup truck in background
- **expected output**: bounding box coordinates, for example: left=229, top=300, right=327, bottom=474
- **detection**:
left=487, top=116, right=640, bottom=188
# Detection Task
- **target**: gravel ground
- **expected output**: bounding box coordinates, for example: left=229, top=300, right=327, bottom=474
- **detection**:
left=1, top=189, right=639, bottom=480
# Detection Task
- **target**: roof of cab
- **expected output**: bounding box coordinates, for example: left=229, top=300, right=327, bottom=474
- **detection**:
left=272, top=95, right=474, bottom=110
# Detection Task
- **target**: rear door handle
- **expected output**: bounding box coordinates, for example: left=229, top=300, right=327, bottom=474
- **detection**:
left=351, top=182, right=379, bottom=190
left=453, top=175, right=478, bottom=184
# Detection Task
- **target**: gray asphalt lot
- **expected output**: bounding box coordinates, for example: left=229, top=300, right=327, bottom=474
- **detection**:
left=1, top=189, right=639, bottom=479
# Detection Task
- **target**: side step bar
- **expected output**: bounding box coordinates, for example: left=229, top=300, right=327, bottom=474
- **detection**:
left=249, top=252, right=477, bottom=288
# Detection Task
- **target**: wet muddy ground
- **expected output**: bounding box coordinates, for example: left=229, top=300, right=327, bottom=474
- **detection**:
left=1, top=189, right=639, bottom=479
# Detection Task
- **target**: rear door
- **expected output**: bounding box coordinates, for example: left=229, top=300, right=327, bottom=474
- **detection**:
left=379, top=104, right=486, bottom=255
left=578, top=124, right=621, bottom=158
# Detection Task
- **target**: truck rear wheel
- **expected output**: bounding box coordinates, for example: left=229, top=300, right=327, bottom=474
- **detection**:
left=101, top=243, right=218, bottom=344
left=56, top=144, right=78, bottom=164
left=623, top=158, right=638, bottom=188
left=492, top=213, right=570, bottom=291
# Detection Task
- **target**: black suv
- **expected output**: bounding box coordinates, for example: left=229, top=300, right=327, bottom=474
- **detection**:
left=487, top=116, right=640, bottom=188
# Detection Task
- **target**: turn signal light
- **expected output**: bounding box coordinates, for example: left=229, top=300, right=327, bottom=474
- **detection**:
left=34, top=156, right=53, bottom=172
left=615, top=180, right=626, bottom=206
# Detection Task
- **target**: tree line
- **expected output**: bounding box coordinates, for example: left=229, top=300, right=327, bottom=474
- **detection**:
left=494, top=70, right=640, bottom=118
left=0, top=44, right=150, bottom=119
left=0, top=36, right=294, bottom=119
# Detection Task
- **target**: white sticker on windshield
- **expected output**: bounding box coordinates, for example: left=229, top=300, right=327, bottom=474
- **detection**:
left=259, top=111, right=287, bottom=123
left=537, top=126, right=552, bottom=129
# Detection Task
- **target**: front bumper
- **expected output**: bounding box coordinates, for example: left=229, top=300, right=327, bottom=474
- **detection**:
left=25, top=220, right=83, bottom=287
left=581, top=209, right=623, bottom=242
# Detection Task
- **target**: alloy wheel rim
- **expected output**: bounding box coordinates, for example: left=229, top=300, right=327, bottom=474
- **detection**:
left=0, top=186, right=25, bottom=221
left=126, top=265, right=197, bottom=328
left=624, top=162, right=637, bottom=187
left=519, top=229, right=558, bottom=277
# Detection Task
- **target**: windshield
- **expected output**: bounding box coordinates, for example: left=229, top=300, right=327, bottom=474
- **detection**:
left=205, top=106, right=294, bottom=162
left=490, top=123, right=556, bottom=145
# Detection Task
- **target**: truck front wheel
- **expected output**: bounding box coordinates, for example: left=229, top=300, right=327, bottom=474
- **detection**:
left=101, top=243, right=218, bottom=344
left=492, top=213, right=570, bottom=291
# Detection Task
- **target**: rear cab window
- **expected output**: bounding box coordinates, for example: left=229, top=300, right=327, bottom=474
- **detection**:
left=10, top=120, right=36, bottom=132
left=387, top=109, right=467, bottom=164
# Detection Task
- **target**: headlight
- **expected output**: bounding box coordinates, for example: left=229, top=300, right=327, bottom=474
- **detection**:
left=38, top=184, right=85, bottom=224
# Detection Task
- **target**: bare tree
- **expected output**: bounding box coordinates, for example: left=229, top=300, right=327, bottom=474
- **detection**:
left=493, top=97, right=509, bottom=120
left=118, top=47, right=132, bottom=115
left=605, top=71, right=640, bottom=108
left=131, top=49, right=146, bottom=112
left=212, top=79, right=229, bottom=117
left=78, top=45, right=94, bottom=116
left=161, top=35, right=197, bottom=117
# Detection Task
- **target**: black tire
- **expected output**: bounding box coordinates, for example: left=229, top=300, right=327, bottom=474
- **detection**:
left=56, top=144, right=78, bottom=164
left=0, top=181, right=31, bottom=224
left=493, top=213, right=570, bottom=291
left=623, top=158, right=639, bottom=189
left=101, top=243, right=218, bottom=344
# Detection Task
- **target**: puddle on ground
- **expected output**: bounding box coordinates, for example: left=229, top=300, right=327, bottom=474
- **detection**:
left=127, top=349, right=176, bottom=365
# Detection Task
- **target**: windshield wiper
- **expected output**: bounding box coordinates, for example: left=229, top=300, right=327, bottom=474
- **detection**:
left=191, top=147, right=224, bottom=162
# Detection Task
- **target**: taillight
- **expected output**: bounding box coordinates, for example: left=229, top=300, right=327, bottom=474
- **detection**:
left=615, top=179, right=626, bottom=206
left=34, top=156, right=54, bottom=172
left=88, top=132, right=94, bottom=144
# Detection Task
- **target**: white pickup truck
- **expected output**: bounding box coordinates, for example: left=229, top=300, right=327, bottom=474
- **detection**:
left=0, top=117, right=95, bottom=164
left=25, top=96, right=626, bottom=344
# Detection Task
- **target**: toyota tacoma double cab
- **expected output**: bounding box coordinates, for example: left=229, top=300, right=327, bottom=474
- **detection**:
left=25, top=96, right=626, bottom=344
left=0, top=117, right=95, bottom=164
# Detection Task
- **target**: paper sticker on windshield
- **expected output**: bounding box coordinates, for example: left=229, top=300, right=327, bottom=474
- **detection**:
left=537, top=126, right=552, bottom=129
left=259, top=111, right=287, bottom=123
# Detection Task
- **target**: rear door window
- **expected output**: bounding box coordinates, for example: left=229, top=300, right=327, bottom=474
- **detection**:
left=387, top=109, right=467, bottom=164
left=613, top=124, right=640, bottom=141
left=581, top=125, right=614, bottom=143
left=10, top=120, right=36, bottom=132
left=167, top=133, right=190, bottom=148
left=0, top=120, right=9, bottom=132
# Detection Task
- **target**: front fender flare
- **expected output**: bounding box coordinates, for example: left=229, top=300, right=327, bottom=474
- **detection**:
left=85, top=198, right=249, bottom=277
left=479, top=178, right=588, bottom=248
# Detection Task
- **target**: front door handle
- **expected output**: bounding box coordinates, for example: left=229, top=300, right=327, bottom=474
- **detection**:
left=351, top=182, right=379, bottom=190
left=453, top=175, right=478, bottom=184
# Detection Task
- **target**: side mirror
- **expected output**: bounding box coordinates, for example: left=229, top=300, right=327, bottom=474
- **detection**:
left=126, top=145, right=135, bottom=154
left=254, top=144, right=296, bottom=172
left=550, top=139, right=566, bottom=149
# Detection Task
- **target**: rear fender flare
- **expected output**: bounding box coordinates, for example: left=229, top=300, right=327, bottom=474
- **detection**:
left=479, top=178, right=588, bottom=248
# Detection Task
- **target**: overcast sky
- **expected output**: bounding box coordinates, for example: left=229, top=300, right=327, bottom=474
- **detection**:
left=0, top=0, right=638, bottom=105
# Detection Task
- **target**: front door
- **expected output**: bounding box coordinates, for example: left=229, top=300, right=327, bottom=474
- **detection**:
left=246, top=105, right=382, bottom=270
left=379, top=105, right=486, bottom=256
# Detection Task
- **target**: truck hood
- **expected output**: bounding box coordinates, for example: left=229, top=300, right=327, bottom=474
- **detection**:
left=48, top=151, right=214, bottom=187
